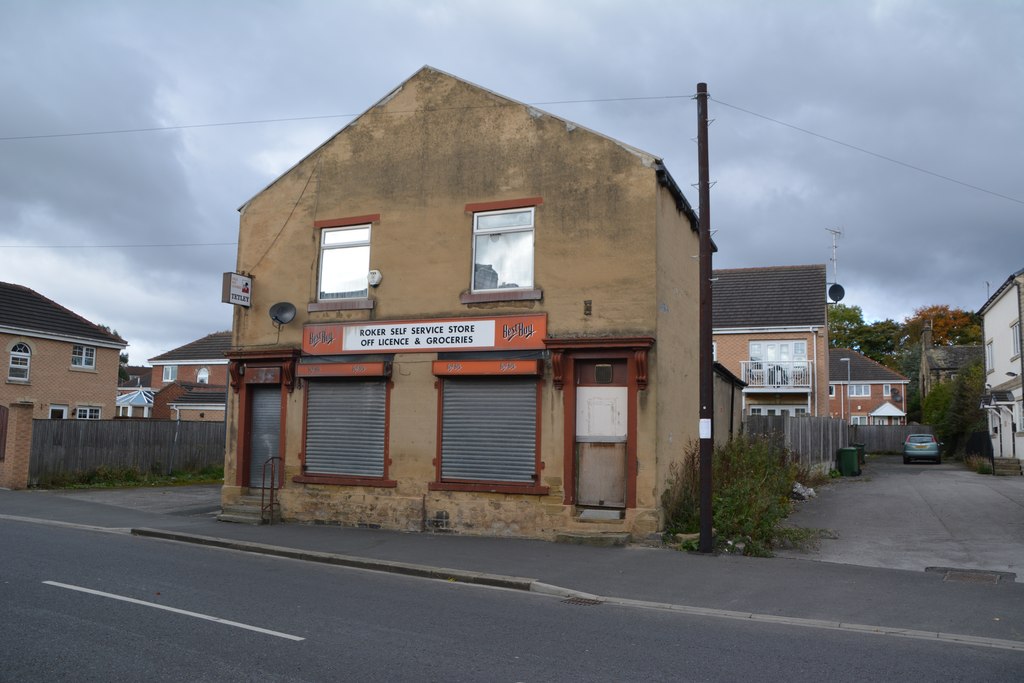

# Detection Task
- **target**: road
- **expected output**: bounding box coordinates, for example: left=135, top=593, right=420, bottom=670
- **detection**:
left=2, top=518, right=1021, bottom=682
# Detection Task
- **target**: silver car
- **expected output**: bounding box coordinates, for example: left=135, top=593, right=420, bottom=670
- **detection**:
left=903, top=434, right=941, bottom=464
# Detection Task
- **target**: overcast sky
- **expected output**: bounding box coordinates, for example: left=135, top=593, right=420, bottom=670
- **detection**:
left=2, top=0, right=1021, bottom=365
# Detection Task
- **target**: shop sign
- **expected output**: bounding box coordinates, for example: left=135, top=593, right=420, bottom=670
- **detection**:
left=296, top=362, right=390, bottom=378
left=221, top=272, right=252, bottom=307
left=303, top=314, right=547, bottom=355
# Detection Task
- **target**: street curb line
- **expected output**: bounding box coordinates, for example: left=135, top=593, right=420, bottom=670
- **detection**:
left=131, top=528, right=536, bottom=591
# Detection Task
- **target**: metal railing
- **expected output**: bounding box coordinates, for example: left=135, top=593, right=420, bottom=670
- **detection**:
left=740, top=360, right=813, bottom=389
left=260, top=456, right=281, bottom=525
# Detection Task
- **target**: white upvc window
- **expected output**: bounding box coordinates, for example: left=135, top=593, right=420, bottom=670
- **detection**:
left=71, top=345, right=96, bottom=369
left=49, top=405, right=68, bottom=419
left=828, top=384, right=836, bottom=397
left=1013, top=322, right=1021, bottom=357
left=163, top=365, right=178, bottom=382
left=850, top=415, right=868, bottom=425
left=748, top=340, right=807, bottom=362
left=883, top=383, right=891, bottom=397
left=75, top=406, right=101, bottom=420
left=849, top=384, right=871, bottom=397
left=986, top=341, right=994, bottom=371
left=472, top=208, right=534, bottom=292
left=8, top=342, right=31, bottom=380
left=197, top=367, right=210, bottom=384
left=319, top=225, right=371, bottom=300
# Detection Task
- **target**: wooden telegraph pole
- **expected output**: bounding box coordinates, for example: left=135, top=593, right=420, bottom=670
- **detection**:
left=696, top=83, right=714, bottom=554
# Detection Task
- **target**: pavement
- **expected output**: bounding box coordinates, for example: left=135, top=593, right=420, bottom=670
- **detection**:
left=3, top=461, right=1024, bottom=652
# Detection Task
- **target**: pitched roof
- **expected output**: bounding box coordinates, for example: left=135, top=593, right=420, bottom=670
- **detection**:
left=925, top=345, right=983, bottom=371
left=829, top=348, right=908, bottom=383
left=870, top=402, right=906, bottom=417
left=712, top=265, right=827, bottom=329
left=0, top=281, right=126, bottom=346
left=167, top=383, right=227, bottom=407
left=978, top=266, right=1024, bottom=316
left=149, top=331, right=232, bottom=363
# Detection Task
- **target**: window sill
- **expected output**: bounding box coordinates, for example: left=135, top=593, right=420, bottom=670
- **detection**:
left=308, top=298, right=375, bottom=312
left=293, top=474, right=396, bottom=488
left=429, top=481, right=550, bottom=495
left=70, top=366, right=98, bottom=373
left=6, top=378, right=30, bottom=385
left=460, top=289, right=543, bottom=304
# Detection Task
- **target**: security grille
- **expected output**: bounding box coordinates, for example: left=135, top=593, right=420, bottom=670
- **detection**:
left=305, top=380, right=386, bottom=477
left=441, top=377, right=536, bottom=482
left=248, top=386, right=281, bottom=489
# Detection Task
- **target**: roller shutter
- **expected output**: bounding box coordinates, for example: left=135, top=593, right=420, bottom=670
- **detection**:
left=441, top=377, right=536, bottom=482
left=248, top=386, right=281, bottom=488
left=305, top=380, right=386, bottom=477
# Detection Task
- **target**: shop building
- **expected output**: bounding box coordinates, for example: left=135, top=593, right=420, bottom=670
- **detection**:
left=222, top=67, right=704, bottom=539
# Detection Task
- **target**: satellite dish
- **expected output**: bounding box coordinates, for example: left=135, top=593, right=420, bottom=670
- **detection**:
left=268, top=301, right=296, bottom=326
left=828, top=283, right=845, bottom=303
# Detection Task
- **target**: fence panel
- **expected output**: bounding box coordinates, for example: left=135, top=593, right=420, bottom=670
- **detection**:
left=29, top=419, right=225, bottom=483
left=744, top=415, right=849, bottom=473
left=848, top=424, right=935, bottom=454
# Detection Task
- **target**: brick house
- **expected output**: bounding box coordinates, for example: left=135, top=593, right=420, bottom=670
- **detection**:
left=712, top=265, right=830, bottom=417
left=827, top=348, right=909, bottom=425
left=149, top=332, right=230, bottom=422
left=222, top=66, right=704, bottom=540
left=1, top=281, right=126, bottom=421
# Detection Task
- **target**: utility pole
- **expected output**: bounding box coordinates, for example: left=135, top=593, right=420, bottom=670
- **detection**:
left=696, top=83, right=714, bottom=554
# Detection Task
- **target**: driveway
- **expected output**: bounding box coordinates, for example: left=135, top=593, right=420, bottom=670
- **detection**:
left=778, top=455, right=1024, bottom=580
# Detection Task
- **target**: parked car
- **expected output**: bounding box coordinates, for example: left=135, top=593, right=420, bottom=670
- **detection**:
left=903, top=434, right=941, bottom=464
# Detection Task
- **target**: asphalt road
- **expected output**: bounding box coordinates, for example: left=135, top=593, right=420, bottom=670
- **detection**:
left=3, top=520, right=1020, bottom=682
left=776, top=455, right=1024, bottom=579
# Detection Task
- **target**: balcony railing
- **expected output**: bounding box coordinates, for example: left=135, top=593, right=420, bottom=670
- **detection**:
left=740, top=360, right=813, bottom=390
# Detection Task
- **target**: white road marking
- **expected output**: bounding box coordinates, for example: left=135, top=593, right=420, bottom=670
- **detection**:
left=43, top=581, right=304, bottom=641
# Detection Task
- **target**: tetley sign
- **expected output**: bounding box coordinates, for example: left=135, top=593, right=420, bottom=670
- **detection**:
left=302, top=314, right=547, bottom=355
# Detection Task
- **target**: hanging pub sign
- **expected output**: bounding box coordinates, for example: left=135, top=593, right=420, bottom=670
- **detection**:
left=303, top=314, right=547, bottom=355
left=221, top=272, right=252, bottom=307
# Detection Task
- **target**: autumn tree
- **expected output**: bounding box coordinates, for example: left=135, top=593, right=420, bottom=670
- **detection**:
left=902, top=304, right=982, bottom=347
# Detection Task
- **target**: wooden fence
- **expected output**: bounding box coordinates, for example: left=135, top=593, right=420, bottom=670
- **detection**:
left=848, top=424, right=935, bottom=454
left=30, top=419, right=225, bottom=483
left=744, top=415, right=849, bottom=474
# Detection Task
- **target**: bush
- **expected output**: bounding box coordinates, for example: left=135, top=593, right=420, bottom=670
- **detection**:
left=35, top=465, right=224, bottom=489
left=662, top=435, right=801, bottom=557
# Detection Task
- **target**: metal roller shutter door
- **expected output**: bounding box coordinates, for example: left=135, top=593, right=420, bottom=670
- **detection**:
left=248, top=386, right=281, bottom=488
left=441, top=377, right=536, bottom=482
left=305, top=380, right=386, bottom=477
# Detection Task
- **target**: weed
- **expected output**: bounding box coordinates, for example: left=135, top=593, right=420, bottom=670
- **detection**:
left=661, top=435, right=804, bottom=557
left=35, top=465, right=224, bottom=489
left=964, top=454, right=993, bottom=475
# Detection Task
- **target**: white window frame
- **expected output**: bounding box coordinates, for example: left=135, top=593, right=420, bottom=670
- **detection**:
left=196, top=367, right=210, bottom=384
left=75, top=406, right=101, bottom=420
left=986, top=341, right=994, bottom=371
left=8, top=342, right=31, bottom=381
left=850, top=415, right=868, bottom=425
left=71, top=345, right=96, bottom=369
left=163, top=365, right=178, bottom=382
left=471, top=207, right=534, bottom=293
left=49, top=405, right=68, bottom=419
left=318, top=224, right=371, bottom=301
left=1013, top=322, right=1021, bottom=357
left=828, top=384, right=836, bottom=397
left=849, top=384, right=871, bottom=397
left=883, top=383, right=891, bottom=397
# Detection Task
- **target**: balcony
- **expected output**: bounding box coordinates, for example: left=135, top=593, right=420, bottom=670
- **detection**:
left=740, top=360, right=813, bottom=391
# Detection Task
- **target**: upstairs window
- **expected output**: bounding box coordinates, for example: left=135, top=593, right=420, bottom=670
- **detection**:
left=849, top=384, right=871, bottom=397
left=319, top=225, right=370, bottom=300
left=196, top=368, right=209, bottom=384
left=71, top=345, right=96, bottom=369
left=163, top=365, right=178, bottom=382
left=472, top=208, right=534, bottom=292
left=9, top=343, right=31, bottom=381
left=1013, top=322, right=1021, bottom=357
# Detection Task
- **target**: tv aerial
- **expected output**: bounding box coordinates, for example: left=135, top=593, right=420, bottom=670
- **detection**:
left=826, top=227, right=845, bottom=303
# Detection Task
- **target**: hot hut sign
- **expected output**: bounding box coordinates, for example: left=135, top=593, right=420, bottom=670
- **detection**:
left=303, top=314, right=547, bottom=355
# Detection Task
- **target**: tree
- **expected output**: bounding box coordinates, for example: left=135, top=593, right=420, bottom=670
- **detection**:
left=902, top=304, right=982, bottom=347
left=827, top=303, right=865, bottom=351
left=922, top=359, right=986, bottom=457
